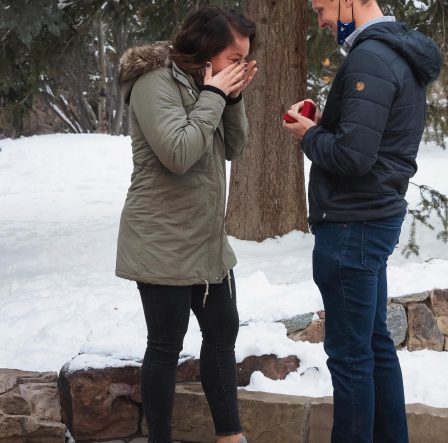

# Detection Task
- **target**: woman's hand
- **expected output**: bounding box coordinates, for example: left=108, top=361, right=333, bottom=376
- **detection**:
left=203, top=61, right=248, bottom=97
left=229, top=60, right=257, bottom=98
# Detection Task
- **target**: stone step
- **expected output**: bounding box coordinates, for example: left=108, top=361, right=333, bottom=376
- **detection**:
left=91, top=440, right=192, bottom=443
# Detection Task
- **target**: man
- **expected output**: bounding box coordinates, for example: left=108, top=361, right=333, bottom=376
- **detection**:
left=283, top=1, right=442, bottom=442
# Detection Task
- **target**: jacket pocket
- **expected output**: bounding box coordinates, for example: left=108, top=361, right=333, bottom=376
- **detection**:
left=161, top=183, right=207, bottom=217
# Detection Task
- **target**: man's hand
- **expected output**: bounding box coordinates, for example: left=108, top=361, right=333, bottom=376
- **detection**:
left=283, top=99, right=321, bottom=140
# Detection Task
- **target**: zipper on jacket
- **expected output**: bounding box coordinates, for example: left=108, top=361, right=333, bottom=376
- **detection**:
left=186, top=86, right=196, bottom=101
left=208, top=132, right=220, bottom=284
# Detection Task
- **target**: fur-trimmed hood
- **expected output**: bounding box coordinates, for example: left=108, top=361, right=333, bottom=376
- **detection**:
left=119, top=41, right=172, bottom=104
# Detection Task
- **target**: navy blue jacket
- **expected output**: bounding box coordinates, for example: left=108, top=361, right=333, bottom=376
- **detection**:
left=302, top=22, right=442, bottom=223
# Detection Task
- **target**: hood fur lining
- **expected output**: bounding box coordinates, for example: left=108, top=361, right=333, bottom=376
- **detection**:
left=119, top=41, right=172, bottom=104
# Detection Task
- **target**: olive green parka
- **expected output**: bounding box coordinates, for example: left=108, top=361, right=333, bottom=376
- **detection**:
left=115, top=42, right=248, bottom=286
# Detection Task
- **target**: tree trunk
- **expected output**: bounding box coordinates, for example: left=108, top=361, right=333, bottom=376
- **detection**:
left=111, top=22, right=129, bottom=135
left=97, top=19, right=108, bottom=133
left=226, top=0, right=309, bottom=241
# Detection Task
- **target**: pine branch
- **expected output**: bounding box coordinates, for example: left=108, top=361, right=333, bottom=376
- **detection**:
left=403, top=182, right=448, bottom=257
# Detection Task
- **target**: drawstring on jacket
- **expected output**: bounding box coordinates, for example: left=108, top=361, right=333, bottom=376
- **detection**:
left=202, top=271, right=232, bottom=308
left=227, top=270, right=233, bottom=298
left=203, top=280, right=210, bottom=307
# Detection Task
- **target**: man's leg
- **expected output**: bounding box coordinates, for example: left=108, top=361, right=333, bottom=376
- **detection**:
left=362, top=218, right=409, bottom=443
left=313, top=222, right=377, bottom=443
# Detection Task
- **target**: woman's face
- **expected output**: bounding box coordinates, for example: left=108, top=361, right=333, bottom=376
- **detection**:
left=210, top=32, right=250, bottom=75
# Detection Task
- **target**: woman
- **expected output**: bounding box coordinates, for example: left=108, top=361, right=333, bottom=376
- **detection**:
left=116, top=6, right=257, bottom=443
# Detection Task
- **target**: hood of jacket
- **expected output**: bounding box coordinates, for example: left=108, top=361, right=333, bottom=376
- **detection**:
left=119, top=41, right=172, bottom=104
left=352, top=21, right=442, bottom=86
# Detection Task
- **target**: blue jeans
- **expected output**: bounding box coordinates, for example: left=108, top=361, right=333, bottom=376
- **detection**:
left=312, top=216, right=409, bottom=443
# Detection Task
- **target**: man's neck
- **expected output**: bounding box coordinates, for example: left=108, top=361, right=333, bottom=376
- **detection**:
left=354, top=1, right=384, bottom=28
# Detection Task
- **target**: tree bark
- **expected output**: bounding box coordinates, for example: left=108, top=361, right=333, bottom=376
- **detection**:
left=97, top=19, right=108, bottom=133
left=226, top=0, right=309, bottom=241
left=111, top=22, right=129, bottom=135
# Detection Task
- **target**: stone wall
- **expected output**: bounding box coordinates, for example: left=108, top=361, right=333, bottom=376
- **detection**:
left=281, top=288, right=448, bottom=351
left=3, top=364, right=448, bottom=443
left=2, top=288, right=448, bottom=442
left=58, top=355, right=300, bottom=442
left=58, top=376, right=448, bottom=443
left=0, top=369, right=66, bottom=443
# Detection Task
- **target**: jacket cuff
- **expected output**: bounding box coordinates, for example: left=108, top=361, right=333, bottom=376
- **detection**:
left=201, top=85, right=227, bottom=102
left=226, top=93, right=243, bottom=105
left=301, top=125, right=320, bottom=159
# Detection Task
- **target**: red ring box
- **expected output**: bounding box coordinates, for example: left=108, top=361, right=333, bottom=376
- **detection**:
left=301, top=101, right=316, bottom=120
left=283, top=101, right=317, bottom=123
left=283, top=113, right=297, bottom=123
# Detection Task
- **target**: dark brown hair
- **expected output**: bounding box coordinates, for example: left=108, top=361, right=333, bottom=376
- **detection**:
left=171, top=6, right=256, bottom=79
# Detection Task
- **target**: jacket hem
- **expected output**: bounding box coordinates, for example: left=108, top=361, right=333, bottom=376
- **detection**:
left=308, top=204, right=407, bottom=224
left=115, top=267, right=236, bottom=286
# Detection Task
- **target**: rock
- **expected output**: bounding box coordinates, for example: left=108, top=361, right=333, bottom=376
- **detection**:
left=0, top=369, right=65, bottom=443
left=436, top=316, right=448, bottom=336
left=386, top=303, right=408, bottom=347
left=0, top=415, right=66, bottom=443
left=289, top=320, right=325, bottom=343
left=178, top=355, right=300, bottom=387
left=278, top=313, right=314, bottom=334
left=58, top=364, right=141, bottom=441
left=407, top=303, right=445, bottom=351
left=445, top=338, right=448, bottom=352
left=406, top=403, right=448, bottom=443
left=317, top=310, right=325, bottom=320
left=308, top=397, right=333, bottom=443
left=169, top=384, right=308, bottom=443
left=238, top=389, right=308, bottom=443
left=170, top=385, right=214, bottom=443
left=237, top=355, right=300, bottom=386
left=391, top=291, right=430, bottom=304
left=59, top=354, right=300, bottom=440
left=177, top=358, right=200, bottom=383
left=0, top=369, right=57, bottom=394
left=430, top=289, right=448, bottom=317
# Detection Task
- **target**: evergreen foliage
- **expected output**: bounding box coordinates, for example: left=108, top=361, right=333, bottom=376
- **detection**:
left=403, top=183, right=448, bottom=257
left=0, top=0, right=237, bottom=135
left=0, top=0, right=67, bottom=135
left=0, top=0, right=446, bottom=255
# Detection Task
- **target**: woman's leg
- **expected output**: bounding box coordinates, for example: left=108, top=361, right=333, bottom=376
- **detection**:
left=191, top=270, right=242, bottom=441
left=138, top=283, right=192, bottom=443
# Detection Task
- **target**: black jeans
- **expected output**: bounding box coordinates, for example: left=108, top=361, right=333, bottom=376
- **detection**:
left=137, top=270, right=241, bottom=443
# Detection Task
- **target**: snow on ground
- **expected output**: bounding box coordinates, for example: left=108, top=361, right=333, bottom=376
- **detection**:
left=1, top=134, right=447, bottom=407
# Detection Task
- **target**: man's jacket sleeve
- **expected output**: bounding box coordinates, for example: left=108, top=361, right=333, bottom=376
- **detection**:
left=302, top=49, right=398, bottom=177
